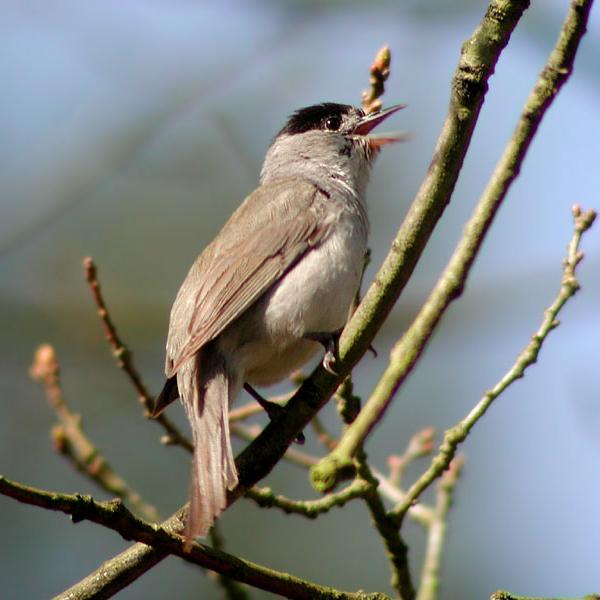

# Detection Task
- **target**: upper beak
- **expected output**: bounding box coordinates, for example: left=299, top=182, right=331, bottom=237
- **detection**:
left=353, top=104, right=408, bottom=148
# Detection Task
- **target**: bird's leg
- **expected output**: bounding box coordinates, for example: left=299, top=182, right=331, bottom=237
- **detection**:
left=304, top=329, right=343, bottom=375
left=243, top=383, right=305, bottom=445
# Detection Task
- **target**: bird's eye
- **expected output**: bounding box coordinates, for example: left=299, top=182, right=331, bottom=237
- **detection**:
left=324, top=116, right=342, bottom=131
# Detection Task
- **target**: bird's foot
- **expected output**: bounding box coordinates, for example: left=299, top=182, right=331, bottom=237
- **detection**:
left=305, top=329, right=343, bottom=375
left=243, top=383, right=305, bottom=444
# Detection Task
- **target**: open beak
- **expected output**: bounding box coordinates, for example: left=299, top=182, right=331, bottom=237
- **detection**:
left=353, top=104, right=408, bottom=149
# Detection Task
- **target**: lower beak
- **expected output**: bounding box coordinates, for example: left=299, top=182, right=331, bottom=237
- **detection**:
left=366, top=131, right=411, bottom=149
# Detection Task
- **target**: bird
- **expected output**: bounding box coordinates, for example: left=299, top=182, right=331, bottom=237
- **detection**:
left=153, top=101, right=405, bottom=547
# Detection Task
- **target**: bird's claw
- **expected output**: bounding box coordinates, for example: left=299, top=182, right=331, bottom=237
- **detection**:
left=322, top=349, right=338, bottom=375
left=306, top=329, right=342, bottom=376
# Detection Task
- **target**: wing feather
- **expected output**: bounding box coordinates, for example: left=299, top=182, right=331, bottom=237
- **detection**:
left=165, top=177, right=331, bottom=376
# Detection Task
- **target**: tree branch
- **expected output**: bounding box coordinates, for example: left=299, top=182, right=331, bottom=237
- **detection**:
left=83, top=257, right=193, bottom=452
left=245, top=479, right=369, bottom=518
left=386, top=428, right=436, bottom=489
left=311, top=0, right=593, bottom=490
left=354, top=453, right=414, bottom=600
left=0, top=476, right=390, bottom=600
left=29, top=344, right=160, bottom=524
left=53, top=543, right=168, bottom=600
left=310, top=414, right=339, bottom=451
left=391, top=206, right=596, bottom=523
left=370, top=468, right=433, bottom=528
left=416, top=457, right=465, bottom=600
left=490, top=592, right=600, bottom=600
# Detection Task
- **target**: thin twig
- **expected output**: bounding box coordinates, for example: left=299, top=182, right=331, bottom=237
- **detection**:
left=355, top=452, right=414, bottom=600
left=416, top=456, right=465, bottom=600
left=0, top=476, right=390, bottom=600
left=311, top=0, right=593, bottom=491
left=310, top=415, right=338, bottom=451
left=29, top=344, right=160, bottom=523
left=228, top=401, right=264, bottom=422
left=236, top=420, right=432, bottom=526
left=245, top=479, right=369, bottom=518
left=371, top=469, right=433, bottom=528
left=387, top=428, right=436, bottom=488
left=237, top=417, right=434, bottom=527
left=83, top=257, right=193, bottom=452
left=391, top=206, right=596, bottom=523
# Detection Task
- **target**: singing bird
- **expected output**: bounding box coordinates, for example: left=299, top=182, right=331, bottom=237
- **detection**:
left=154, top=102, right=405, bottom=545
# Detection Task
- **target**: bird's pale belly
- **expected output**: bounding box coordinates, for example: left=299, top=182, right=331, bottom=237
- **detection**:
left=243, top=338, right=321, bottom=386
left=221, top=213, right=367, bottom=387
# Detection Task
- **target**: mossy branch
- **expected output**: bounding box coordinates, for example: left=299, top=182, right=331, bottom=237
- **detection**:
left=0, top=476, right=390, bottom=600
left=245, top=479, right=369, bottom=518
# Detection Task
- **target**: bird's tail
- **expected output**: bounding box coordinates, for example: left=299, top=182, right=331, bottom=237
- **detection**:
left=177, top=352, right=238, bottom=549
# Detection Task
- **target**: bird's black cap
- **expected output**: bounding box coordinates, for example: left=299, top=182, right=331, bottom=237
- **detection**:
left=277, top=103, right=361, bottom=137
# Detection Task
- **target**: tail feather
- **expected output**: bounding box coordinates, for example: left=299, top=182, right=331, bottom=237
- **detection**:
left=177, top=351, right=238, bottom=549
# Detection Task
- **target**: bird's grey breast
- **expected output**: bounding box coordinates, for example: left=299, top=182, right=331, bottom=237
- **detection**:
left=219, top=184, right=368, bottom=386
left=251, top=185, right=368, bottom=342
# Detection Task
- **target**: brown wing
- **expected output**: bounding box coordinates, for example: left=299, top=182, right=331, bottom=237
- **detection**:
left=165, top=177, right=331, bottom=377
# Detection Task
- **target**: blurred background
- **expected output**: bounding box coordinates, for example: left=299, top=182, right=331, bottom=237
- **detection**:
left=1, top=1, right=599, bottom=598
